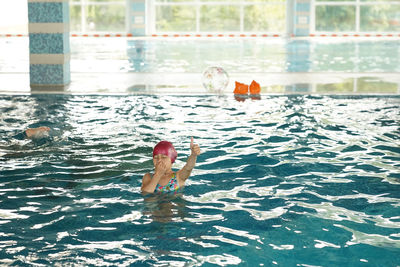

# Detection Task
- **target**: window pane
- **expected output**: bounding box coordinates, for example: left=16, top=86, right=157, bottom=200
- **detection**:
left=156, top=0, right=286, bottom=2
left=201, top=0, right=244, bottom=2
left=85, top=5, right=125, bottom=31
left=200, top=5, right=240, bottom=31
left=316, top=79, right=354, bottom=93
left=316, top=0, right=355, bottom=2
left=88, top=0, right=125, bottom=2
left=316, top=6, right=355, bottom=31
left=156, top=0, right=196, bottom=2
left=244, top=4, right=285, bottom=32
left=70, top=5, right=82, bottom=32
left=156, top=6, right=196, bottom=32
left=357, top=78, right=398, bottom=93
left=245, top=0, right=286, bottom=2
left=361, top=0, right=395, bottom=2
left=361, top=5, right=400, bottom=32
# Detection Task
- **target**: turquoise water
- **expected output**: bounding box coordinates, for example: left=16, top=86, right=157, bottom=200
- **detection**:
left=121, top=39, right=400, bottom=73
left=1, top=94, right=400, bottom=266
left=1, top=38, right=399, bottom=94
left=2, top=38, right=399, bottom=73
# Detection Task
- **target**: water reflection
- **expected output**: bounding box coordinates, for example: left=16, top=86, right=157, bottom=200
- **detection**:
left=0, top=94, right=70, bottom=158
left=2, top=38, right=400, bottom=94
left=142, top=193, right=187, bottom=223
left=124, top=39, right=400, bottom=73
left=127, top=40, right=153, bottom=72
left=0, top=95, right=399, bottom=266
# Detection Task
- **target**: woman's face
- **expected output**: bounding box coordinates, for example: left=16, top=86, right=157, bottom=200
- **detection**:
left=153, top=154, right=172, bottom=168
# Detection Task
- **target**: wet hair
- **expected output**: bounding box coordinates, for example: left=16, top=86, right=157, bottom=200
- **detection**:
left=152, top=141, right=178, bottom=163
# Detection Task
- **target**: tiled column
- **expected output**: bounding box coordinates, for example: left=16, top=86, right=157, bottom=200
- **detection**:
left=293, top=0, right=311, bottom=37
left=285, top=39, right=312, bottom=92
left=127, top=0, right=146, bottom=36
left=28, top=0, right=70, bottom=88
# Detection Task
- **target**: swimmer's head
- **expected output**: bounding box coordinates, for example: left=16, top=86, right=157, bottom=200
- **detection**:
left=31, top=130, right=49, bottom=140
left=153, top=141, right=177, bottom=163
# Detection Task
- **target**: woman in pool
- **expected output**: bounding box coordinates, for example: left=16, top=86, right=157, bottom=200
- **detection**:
left=25, top=127, right=51, bottom=139
left=12, top=126, right=51, bottom=140
left=141, top=137, right=201, bottom=194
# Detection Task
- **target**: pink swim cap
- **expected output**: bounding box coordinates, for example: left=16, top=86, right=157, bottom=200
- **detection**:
left=153, top=141, right=178, bottom=163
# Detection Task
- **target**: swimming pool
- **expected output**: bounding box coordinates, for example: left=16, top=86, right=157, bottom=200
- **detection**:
left=1, top=94, right=399, bottom=266
left=0, top=37, right=399, bottom=94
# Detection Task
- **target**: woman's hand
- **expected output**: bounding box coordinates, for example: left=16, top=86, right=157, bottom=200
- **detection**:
left=154, top=160, right=168, bottom=176
left=190, top=137, right=201, bottom=156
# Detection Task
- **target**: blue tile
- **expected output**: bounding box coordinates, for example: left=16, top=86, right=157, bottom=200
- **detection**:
left=285, top=84, right=311, bottom=93
left=28, top=2, right=69, bottom=23
left=131, top=28, right=145, bottom=36
left=29, top=33, right=70, bottom=54
left=295, top=28, right=309, bottom=36
left=296, top=3, right=310, bottom=12
left=63, top=2, right=70, bottom=23
left=63, top=33, right=70, bottom=53
left=30, top=63, right=70, bottom=85
left=131, top=3, right=145, bottom=12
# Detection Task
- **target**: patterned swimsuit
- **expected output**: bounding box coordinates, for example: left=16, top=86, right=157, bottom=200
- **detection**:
left=154, top=173, right=179, bottom=193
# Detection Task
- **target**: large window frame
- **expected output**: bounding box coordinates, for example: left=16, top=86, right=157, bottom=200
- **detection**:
left=311, top=0, right=400, bottom=34
left=148, top=1, right=287, bottom=35
left=70, top=0, right=127, bottom=33
left=66, top=0, right=399, bottom=35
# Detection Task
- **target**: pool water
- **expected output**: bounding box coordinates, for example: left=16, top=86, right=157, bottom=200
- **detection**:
left=1, top=38, right=399, bottom=94
left=1, top=38, right=399, bottom=73
left=73, top=38, right=400, bottom=73
left=1, top=94, right=400, bottom=266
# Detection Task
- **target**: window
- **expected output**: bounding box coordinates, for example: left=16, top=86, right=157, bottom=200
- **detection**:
left=152, top=0, right=286, bottom=34
left=313, top=0, right=400, bottom=33
left=70, top=0, right=126, bottom=32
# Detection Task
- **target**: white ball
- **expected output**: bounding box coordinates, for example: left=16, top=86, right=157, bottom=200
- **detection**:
left=202, top=66, right=229, bottom=92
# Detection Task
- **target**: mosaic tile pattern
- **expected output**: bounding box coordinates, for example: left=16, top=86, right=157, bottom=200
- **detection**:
left=28, top=2, right=69, bottom=23
left=131, top=25, right=145, bottom=36
left=28, top=1, right=70, bottom=86
left=287, top=40, right=311, bottom=72
left=295, top=28, right=310, bottom=37
left=131, top=2, right=145, bottom=12
left=294, top=0, right=311, bottom=36
left=29, top=33, right=70, bottom=54
left=296, top=1, right=311, bottom=12
left=128, top=0, right=146, bottom=36
left=30, top=63, right=70, bottom=85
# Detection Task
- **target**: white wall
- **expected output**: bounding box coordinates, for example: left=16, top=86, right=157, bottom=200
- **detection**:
left=0, top=0, right=28, bottom=33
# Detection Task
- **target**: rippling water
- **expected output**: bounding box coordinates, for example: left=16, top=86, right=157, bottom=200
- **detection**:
left=1, top=94, right=400, bottom=266
left=2, top=38, right=400, bottom=73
